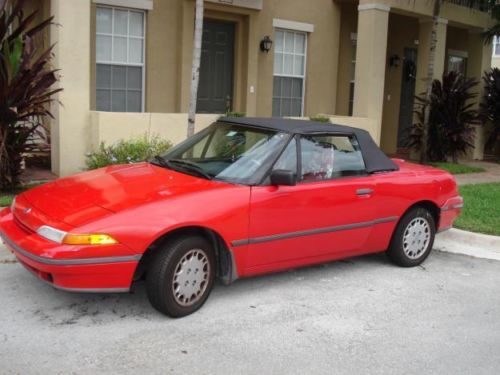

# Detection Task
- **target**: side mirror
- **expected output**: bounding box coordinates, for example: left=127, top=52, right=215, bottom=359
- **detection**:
left=270, top=169, right=296, bottom=186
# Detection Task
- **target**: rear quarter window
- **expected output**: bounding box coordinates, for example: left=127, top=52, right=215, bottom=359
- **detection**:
left=300, top=135, right=366, bottom=182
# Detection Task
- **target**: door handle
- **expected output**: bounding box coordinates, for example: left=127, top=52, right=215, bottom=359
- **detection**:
left=356, top=188, right=374, bottom=196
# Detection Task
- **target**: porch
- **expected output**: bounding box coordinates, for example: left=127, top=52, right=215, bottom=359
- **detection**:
left=337, top=0, right=492, bottom=159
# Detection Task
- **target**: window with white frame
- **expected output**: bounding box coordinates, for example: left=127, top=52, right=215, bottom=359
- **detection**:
left=447, top=55, right=467, bottom=75
left=96, top=6, right=145, bottom=112
left=273, top=29, right=307, bottom=117
left=493, top=36, right=500, bottom=57
left=447, top=50, right=468, bottom=76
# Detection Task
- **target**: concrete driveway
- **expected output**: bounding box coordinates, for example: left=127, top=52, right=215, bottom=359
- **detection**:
left=1, top=244, right=499, bottom=375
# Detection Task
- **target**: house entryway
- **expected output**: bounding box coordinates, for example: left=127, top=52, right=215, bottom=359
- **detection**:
left=397, top=47, right=418, bottom=153
left=21, top=122, right=55, bottom=183
left=197, top=19, right=235, bottom=114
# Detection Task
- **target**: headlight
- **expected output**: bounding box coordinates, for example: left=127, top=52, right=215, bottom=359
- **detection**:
left=37, top=225, right=118, bottom=245
left=37, top=226, right=68, bottom=243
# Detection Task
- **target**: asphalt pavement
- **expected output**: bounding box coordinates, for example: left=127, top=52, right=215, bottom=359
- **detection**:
left=1, top=243, right=499, bottom=375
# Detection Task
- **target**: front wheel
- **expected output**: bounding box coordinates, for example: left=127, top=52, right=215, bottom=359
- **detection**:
left=387, top=207, right=436, bottom=267
left=146, top=235, right=215, bottom=317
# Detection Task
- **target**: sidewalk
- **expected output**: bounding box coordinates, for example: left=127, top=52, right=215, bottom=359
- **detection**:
left=20, top=167, right=57, bottom=184
left=435, top=228, right=500, bottom=261
left=455, top=161, right=500, bottom=185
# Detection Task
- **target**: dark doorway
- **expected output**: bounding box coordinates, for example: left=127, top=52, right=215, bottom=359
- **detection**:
left=397, top=48, right=418, bottom=148
left=197, top=20, right=235, bottom=114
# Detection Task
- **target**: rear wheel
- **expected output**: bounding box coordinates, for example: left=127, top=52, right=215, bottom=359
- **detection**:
left=146, top=235, right=215, bottom=317
left=387, top=207, right=436, bottom=267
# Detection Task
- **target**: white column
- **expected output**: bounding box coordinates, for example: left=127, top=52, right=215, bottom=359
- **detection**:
left=352, top=3, right=390, bottom=144
left=466, top=30, right=493, bottom=160
left=50, top=0, right=91, bottom=176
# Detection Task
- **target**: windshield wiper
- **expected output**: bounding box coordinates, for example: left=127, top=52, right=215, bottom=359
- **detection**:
left=151, top=156, right=212, bottom=180
left=169, top=159, right=213, bottom=180
left=152, top=155, right=173, bottom=169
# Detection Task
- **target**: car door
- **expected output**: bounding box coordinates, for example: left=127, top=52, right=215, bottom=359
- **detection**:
left=243, top=133, right=380, bottom=274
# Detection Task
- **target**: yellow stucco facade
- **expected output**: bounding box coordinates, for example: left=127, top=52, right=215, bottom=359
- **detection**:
left=38, top=0, right=495, bottom=175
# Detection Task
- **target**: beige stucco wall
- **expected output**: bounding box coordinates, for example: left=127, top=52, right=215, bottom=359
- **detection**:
left=468, top=125, right=485, bottom=160
left=50, top=0, right=91, bottom=176
left=90, top=0, right=183, bottom=112
left=352, top=4, right=390, bottom=147
left=336, top=2, right=357, bottom=117
left=43, top=0, right=495, bottom=175
left=327, top=115, right=380, bottom=143
left=90, top=112, right=379, bottom=151
left=176, top=0, right=341, bottom=117
left=146, top=0, right=182, bottom=112
left=359, top=0, right=494, bottom=29
left=89, top=0, right=341, bottom=117
left=90, top=112, right=219, bottom=149
left=446, top=25, right=469, bottom=55
left=254, top=0, right=341, bottom=117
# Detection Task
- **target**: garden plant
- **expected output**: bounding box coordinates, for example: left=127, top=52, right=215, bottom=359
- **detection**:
left=0, top=0, right=60, bottom=190
left=85, top=133, right=172, bottom=170
left=481, top=68, right=500, bottom=158
left=408, top=71, right=480, bottom=163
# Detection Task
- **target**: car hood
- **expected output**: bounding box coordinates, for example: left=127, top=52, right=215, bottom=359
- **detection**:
left=21, top=163, right=228, bottom=227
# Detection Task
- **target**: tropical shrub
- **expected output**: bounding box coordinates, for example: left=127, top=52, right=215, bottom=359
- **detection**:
left=218, top=111, right=245, bottom=121
left=408, top=71, right=479, bottom=163
left=309, top=115, right=331, bottom=123
left=0, top=0, right=60, bottom=190
left=86, top=134, right=173, bottom=170
left=481, top=68, right=500, bottom=155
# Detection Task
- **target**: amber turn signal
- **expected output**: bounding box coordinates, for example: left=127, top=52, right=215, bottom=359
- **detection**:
left=62, top=233, right=118, bottom=245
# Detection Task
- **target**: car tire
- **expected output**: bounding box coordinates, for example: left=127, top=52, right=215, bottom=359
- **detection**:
left=146, top=235, right=215, bottom=317
left=387, top=207, right=436, bottom=267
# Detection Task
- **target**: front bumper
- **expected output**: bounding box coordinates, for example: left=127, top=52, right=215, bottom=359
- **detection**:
left=439, top=196, right=464, bottom=232
left=0, top=209, right=140, bottom=292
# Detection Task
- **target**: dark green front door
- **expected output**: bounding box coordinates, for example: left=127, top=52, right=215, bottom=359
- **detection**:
left=197, top=20, right=235, bottom=114
left=397, top=48, right=418, bottom=147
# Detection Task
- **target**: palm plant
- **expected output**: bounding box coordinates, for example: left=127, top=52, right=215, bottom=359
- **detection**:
left=481, top=68, right=500, bottom=155
left=409, top=71, right=480, bottom=163
left=483, top=0, right=500, bottom=43
left=0, top=0, right=60, bottom=190
left=418, top=0, right=496, bottom=164
left=418, top=0, right=443, bottom=164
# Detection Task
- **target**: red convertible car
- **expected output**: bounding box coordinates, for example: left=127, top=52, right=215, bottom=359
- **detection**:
left=0, top=118, right=463, bottom=317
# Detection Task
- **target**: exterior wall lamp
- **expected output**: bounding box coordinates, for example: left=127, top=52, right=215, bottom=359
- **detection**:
left=389, top=54, right=401, bottom=68
left=260, top=36, right=273, bottom=53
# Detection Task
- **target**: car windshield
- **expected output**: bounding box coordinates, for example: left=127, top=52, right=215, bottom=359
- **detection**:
left=157, top=122, right=291, bottom=185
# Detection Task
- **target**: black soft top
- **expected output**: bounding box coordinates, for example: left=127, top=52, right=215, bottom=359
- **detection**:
left=219, top=117, right=399, bottom=173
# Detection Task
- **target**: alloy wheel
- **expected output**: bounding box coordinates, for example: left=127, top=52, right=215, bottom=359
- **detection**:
left=402, top=217, right=431, bottom=259
left=171, top=249, right=210, bottom=307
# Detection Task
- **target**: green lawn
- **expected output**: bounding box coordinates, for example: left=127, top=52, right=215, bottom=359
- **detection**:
left=454, top=183, right=500, bottom=236
left=430, top=162, right=485, bottom=175
left=0, top=183, right=44, bottom=207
